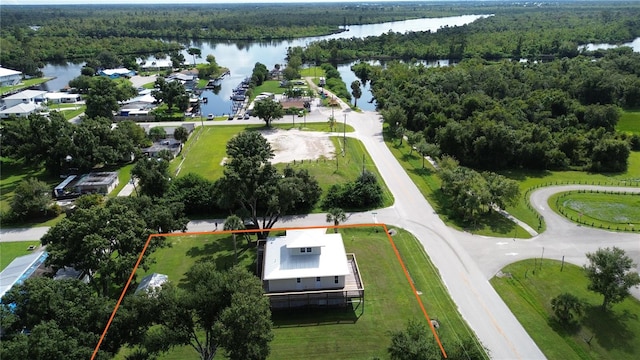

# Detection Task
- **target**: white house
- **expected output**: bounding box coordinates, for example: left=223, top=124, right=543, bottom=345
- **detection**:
left=2, top=89, right=47, bottom=108
left=262, top=229, right=351, bottom=293
left=44, top=92, right=82, bottom=104
left=0, top=67, right=22, bottom=86
left=135, top=273, right=168, bottom=295
left=99, top=68, right=135, bottom=78
left=139, top=59, right=173, bottom=71
left=0, top=102, right=40, bottom=119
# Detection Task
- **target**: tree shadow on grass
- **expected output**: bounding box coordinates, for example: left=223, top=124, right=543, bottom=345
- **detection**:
left=408, top=165, right=434, bottom=177
left=498, top=168, right=552, bottom=182
left=272, top=305, right=360, bottom=328
left=548, top=316, right=582, bottom=336
left=581, top=304, right=637, bottom=353
left=185, top=236, right=254, bottom=272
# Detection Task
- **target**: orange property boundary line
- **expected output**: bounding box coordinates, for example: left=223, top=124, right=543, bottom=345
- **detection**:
left=91, top=223, right=447, bottom=359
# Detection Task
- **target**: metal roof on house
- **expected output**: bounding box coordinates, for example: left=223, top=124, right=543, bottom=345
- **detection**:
left=135, top=273, right=168, bottom=295
left=44, top=92, right=81, bottom=101
left=75, top=172, right=118, bottom=187
left=101, top=68, right=132, bottom=76
left=0, top=103, right=39, bottom=115
left=0, top=250, right=48, bottom=300
left=263, top=229, right=350, bottom=281
left=3, top=90, right=46, bottom=100
left=0, top=67, right=22, bottom=77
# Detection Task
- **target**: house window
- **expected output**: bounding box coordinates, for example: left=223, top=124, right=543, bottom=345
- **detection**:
left=306, top=247, right=312, bottom=253
left=296, top=278, right=301, bottom=283
left=300, top=248, right=306, bottom=253
left=334, top=276, right=339, bottom=284
left=316, top=277, right=321, bottom=282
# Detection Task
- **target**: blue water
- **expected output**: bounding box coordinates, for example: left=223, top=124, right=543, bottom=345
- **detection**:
left=42, top=15, right=489, bottom=112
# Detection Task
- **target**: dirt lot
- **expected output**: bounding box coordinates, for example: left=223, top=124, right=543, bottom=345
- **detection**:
left=260, top=129, right=336, bottom=164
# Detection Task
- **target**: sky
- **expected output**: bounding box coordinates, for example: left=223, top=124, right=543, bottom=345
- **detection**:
left=4, top=0, right=449, bottom=5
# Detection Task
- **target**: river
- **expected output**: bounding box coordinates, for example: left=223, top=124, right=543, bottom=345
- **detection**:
left=43, top=14, right=489, bottom=112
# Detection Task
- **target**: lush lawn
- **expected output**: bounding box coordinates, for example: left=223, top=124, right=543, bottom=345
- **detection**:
left=0, top=78, right=51, bottom=96
left=124, top=226, right=484, bottom=360
left=51, top=105, right=86, bottom=120
left=171, top=123, right=390, bottom=211
left=300, top=66, right=326, bottom=79
left=0, top=241, right=42, bottom=271
left=0, top=157, right=133, bottom=227
left=109, top=164, right=134, bottom=197
left=501, top=151, right=640, bottom=233
left=0, top=157, right=59, bottom=215
left=169, top=125, right=242, bottom=179
left=617, top=111, right=640, bottom=134
left=549, top=191, right=640, bottom=232
left=274, top=136, right=394, bottom=210
left=491, top=259, right=640, bottom=360
left=384, top=137, right=530, bottom=238
left=252, top=80, right=288, bottom=100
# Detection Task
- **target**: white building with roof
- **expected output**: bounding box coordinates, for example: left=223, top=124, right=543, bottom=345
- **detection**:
left=0, top=102, right=40, bottom=119
left=99, top=68, right=135, bottom=78
left=44, top=92, right=82, bottom=104
left=0, top=250, right=48, bottom=300
left=2, top=89, right=46, bottom=108
left=135, top=273, right=168, bottom=295
left=0, top=67, right=22, bottom=86
left=262, top=229, right=351, bottom=292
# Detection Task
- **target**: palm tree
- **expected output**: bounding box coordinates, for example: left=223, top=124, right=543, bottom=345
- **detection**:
left=223, top=215, right=245, bottom=263
left=551, top=292, right=583, bottom=323
left=326, top=208, right=347, bottom=233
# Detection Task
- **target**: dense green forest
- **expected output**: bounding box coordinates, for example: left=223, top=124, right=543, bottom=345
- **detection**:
left=300, top=4, right=640, bottom=62
left=369, top=49, right=639, bottom=172
left=5, top=2, right=639, bottom=77
left=0, top=2, right=480, bottom=75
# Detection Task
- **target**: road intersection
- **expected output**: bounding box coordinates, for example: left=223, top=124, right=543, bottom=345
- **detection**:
left=2, top=89, right=639, bottom=359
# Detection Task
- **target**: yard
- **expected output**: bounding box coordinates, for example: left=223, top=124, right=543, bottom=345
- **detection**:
left=491, top=259, right=640, bottom=360
left=0, top=241, right=42, bottom=272
left=617, top=111, right=640, bottom=134
left=169, top=124, right=392, bottom=211
left=0, top=157, right=60, bottom=222
left=0, top=77, right=51, bottom=96
left=384, top=135, right=530, bottom=238
left=119, top=226, right=484, bottom=359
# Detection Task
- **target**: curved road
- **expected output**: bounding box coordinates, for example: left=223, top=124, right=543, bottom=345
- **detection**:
left=3, top=88, right=640, bottom=359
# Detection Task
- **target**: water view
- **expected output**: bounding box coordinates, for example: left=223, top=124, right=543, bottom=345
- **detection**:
left=43, top=14, right=490, bottom=113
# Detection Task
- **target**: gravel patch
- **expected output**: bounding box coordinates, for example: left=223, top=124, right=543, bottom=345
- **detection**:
left=261, top=129, right=336, bottom=164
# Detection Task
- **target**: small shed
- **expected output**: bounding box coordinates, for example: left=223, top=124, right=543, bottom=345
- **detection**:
left=135, top=273, right=168, bottom=295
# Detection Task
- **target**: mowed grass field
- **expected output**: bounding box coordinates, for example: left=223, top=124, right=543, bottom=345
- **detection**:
left=0, top=157, right=61, bottom=223
left=0, top=241, right=42, bottom=271
left=502, top=151, right=640, bottom=233
left=491, top=259, right=640, bottom=360
left=617, top=111, right=640, bottom=134
left=549, top=191, right=640, bottom=231
left=170, top=124, right=392, bottom=210
left=122, top=226, right=484, bottom=360
left=384, top=136, right=530, bottom=238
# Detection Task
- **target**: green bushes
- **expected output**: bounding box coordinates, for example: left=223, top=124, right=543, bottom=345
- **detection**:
left=322, top=170, right=383, bottom=210
left=320, top=63, right=352, bottom=102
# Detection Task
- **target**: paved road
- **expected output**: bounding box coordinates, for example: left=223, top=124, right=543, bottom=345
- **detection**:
left=4, top=83, right=640, bottom=359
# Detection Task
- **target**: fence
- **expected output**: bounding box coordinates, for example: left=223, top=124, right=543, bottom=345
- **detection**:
left=523, top=180, right=640, bottom=232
